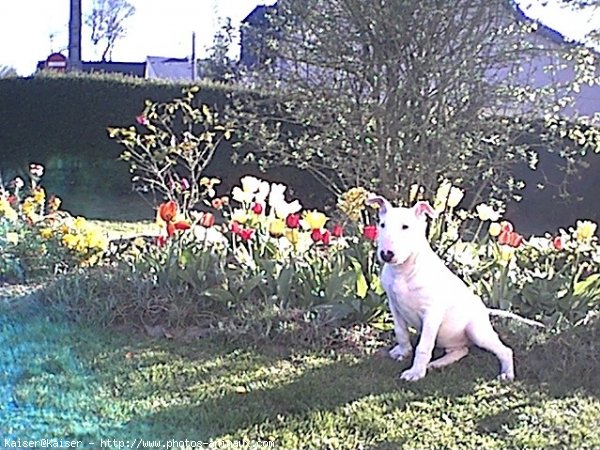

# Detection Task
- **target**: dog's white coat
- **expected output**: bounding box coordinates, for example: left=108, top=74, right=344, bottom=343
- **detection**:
left=367, top=196, right=515, bottom=382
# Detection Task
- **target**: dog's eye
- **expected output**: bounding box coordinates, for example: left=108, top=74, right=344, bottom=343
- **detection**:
left=380, top=222, right=385, bottom=228
left=401, top=224, right=409, bottom=230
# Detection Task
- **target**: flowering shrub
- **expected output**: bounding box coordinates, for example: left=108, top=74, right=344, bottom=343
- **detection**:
left=0, top=164, right=109, bottom=281
left=108, top=86, right=232, bottom=215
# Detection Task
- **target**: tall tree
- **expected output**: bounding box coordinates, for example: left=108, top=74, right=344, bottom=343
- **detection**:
left=86, top=0, right=136, bottom=61
left=230, top=0, right=597, bottom=206
left=68, top=0, right=82, bottom=71
left=204, top=17, right=238, bottom=82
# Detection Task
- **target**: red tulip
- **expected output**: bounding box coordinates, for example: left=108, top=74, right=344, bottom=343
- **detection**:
left=239, top=227, right=255, bottom=241
left=331, top=224, right=343, bottom=237
left=499, top=230, right=523, bottom=248
left=553, top=236, right=564, bottom=250
left=230, top=221, right=241, bottom=234
left=509, top=233, right=523, bottom=248
left=174, top=221, right=191, bottom=231
left=500, top=220, right=514, bottom=233
left=251, top=202, right=264, bottom=215
left=310, top=228, right=323, bottom=242
left=363, top=225, right=378, bottom=241
left=321, top=230, right=331, bottom=245
left=286, top=213, right=300, bottom=229
left=199, top=212, right=215, bottom=228
left=158, top=201, right=177, bottom=222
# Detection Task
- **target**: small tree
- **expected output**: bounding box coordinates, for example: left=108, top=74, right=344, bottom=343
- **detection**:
left=108, top=87, right=233, bottom=215
left=86, top=0, right=135, bottom=61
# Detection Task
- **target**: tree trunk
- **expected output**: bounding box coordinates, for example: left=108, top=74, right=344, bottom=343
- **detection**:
left=69, top=0, right=82, bottom=71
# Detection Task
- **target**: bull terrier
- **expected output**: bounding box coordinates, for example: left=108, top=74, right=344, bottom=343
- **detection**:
left=366, top=195, right=538, bottom=382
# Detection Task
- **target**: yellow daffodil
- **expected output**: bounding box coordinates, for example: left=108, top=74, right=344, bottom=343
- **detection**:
left=39, top=228, right=53, bottom=239
left=303, top=210, right=328, bottom=230
left=32, top=187, right=46, bottom=204
left=576, top=220, right=597, bottom=243
left=22, top=198, right=36, bottom=217
left=48, top=196, right=61, bottom=212
left=488, top=222, right=502, bottom=237
left=268, top=218, right=286, bottom=237
left=338, top=187, right=368, bottom=221
left=62, top=233, right=80, bottom=249
left=0, top=199, right=18, bottom=222
left=74, top=216, right=87, bottom=229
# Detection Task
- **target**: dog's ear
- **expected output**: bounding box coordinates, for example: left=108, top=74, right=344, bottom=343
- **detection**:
left=366, top=195, right=391, bottom=215
left=413, top=201, right=437, bottom=220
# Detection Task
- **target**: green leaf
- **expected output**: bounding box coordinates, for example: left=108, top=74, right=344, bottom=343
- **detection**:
left=202, top=288, right=235, bottom=303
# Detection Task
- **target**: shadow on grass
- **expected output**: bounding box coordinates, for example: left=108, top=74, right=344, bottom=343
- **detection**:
left=106, top=345, right=501, bottom=440
left=108, top=318, right=600, bottom=441
left=517, top=317, right=600, bottom=397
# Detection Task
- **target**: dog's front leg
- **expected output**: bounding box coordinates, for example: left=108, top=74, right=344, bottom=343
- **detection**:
left=400, top=312, right=443, bottom=381
left=388, top=297, right=412, bottom=361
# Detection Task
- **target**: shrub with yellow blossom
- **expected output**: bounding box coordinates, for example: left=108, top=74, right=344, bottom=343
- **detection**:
left=0, top=164, right=109, bottom=281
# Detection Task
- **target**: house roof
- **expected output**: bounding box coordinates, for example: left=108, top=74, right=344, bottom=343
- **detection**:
left=36, top=59, right=146, bottom=77
left=242, top=4, right=276, bottom=25
left=145, top=56, right=195, bottom=81
left=509, top=1, right=572, bottom=47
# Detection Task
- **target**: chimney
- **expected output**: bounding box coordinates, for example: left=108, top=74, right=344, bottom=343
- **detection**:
left=68, top=0, right=82, bottom=71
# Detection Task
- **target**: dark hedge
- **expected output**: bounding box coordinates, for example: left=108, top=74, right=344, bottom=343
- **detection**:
left=0, top=72, right=326, bottom=219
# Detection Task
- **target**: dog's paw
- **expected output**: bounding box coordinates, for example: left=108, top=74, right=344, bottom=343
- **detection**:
left=498, top=371, right=515, bottom=382
left=389, top=344, right=411, bottom=361
left=399, top=366, right=427, bottom=382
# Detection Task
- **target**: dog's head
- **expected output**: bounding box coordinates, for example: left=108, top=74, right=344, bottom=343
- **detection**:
left=366, top=195, right=437, bottom=265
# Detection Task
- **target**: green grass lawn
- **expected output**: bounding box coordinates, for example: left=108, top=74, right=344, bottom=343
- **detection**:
left=1, top=290, right=599, bottom=449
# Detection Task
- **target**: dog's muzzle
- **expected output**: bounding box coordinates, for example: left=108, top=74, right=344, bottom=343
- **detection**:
left=380, top=249, right=395, bottom=263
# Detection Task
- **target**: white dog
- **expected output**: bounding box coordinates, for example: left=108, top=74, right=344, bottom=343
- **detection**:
left=366, top=195, right=540, bottom=382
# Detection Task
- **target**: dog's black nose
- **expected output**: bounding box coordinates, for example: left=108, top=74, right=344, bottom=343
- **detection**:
left=380, top=250, right=394, bottom=263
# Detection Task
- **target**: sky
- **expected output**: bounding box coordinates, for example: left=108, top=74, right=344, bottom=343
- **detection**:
left=0, top=0, right=598, bottom=76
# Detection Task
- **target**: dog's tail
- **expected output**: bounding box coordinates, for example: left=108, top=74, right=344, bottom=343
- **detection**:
left=487, top=308, right=545, bottom=328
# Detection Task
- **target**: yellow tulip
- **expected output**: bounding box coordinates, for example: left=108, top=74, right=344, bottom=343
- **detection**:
left=488, top=222, right=502, bottom=237
left=303, top=210, right=328, bottom=230
left=576, top=220, right=597, bottom=243
left=447, top=186, right=464, bottom=208
left=268, top=218, right=286, bottom=237
left=409, top=184, right=423, bottom=203
left=499, top=246, right=514, bottom=262
left=231, top=209, right=249, bottom=224
left=285, top=229, right=300, bottom=245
